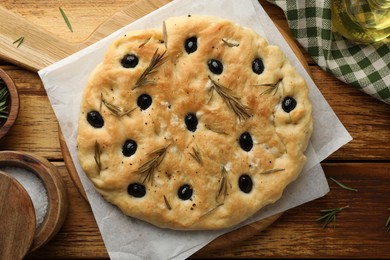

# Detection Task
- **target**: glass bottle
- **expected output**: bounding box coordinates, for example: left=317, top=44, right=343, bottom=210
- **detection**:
left=332, top=0, right=390, bottom=44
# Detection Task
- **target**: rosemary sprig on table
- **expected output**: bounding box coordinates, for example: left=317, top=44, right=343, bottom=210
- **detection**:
left=208, top=76, right=251, bottom=121
left=12, top=36, right=24, bottom=48
left=386, top=208, right=390, bottom=234
left=329, top=177, right=358, bottom=192
left=133, top=49, right=167, bottom=89
left=137, top=145, right=169, bottom=184
left=316, top=205, right=349, bottom=228
left=59, top=7, right=73, bottom=32
left=0, top=80, right=9, bottom=121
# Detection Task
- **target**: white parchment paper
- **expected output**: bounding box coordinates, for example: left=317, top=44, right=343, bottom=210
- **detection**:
left=38, top=0, right=352, bottom=259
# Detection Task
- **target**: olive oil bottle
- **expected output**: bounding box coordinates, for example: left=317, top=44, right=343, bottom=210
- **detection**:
left=332, top=0, right=390, bottom=44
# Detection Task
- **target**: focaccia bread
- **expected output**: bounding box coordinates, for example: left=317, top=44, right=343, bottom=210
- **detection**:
left=77, top=15, right=313, bottom=230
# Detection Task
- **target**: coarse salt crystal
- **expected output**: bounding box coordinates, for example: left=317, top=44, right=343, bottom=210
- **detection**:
left=0, top=166, right=49, bottom=227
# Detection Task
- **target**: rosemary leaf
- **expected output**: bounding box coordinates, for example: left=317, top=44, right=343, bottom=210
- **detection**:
left=216, top=166, right=230, bottom=202
left=12, top=36, right=24, bottom=48
left=59, top=7, right=73, bottom=32
left=162, top=21, right=168, bottom=48
left=316, top=205, right=349, bottom=228
left=163, top=195, right=172, bottom=210
left=261, top=168, right=285, bottom=174
left=208, top=76, right=251, bottom=121
left=133, top=49, right=167, bottom=89
left=256, top=81, right=281, bottom=96
left=94, top=141, right=102, bottom=172
left=221, top=38, right=239, bottom=47
left=189, top=145, right=203, bottom=165
left=329, top=177, right=358, bottom=192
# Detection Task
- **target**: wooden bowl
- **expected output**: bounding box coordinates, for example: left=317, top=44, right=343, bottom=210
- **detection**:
left=0, top=150, right=69, bottom=253
left=0, top=68, right=20, bottom=140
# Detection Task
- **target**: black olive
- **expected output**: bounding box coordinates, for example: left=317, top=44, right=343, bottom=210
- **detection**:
left=282, top=97, right=297, bottom=113
left=185, top=36, right=198, bottom=54
left=239, top=132, right=253, bottom=152
left=184, top=113, right=198, bottom=132
left=252, top=58, right=264, bottom=75
left=137, top=94, right=152, bottom=110
left=178, top=184, right=193, bottom=200
left=122, top=139, right=137, bottom=157
left=128, top=183, right=146, bottom=198
left=87, top=111, right=104, bottom=128
left=121, top=54, right=139, bottom=68
left=207, top=59, right=223, bottom=74
left=238, top=174, right=253, bottom=193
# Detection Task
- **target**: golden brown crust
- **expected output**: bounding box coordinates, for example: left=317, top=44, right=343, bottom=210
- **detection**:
left=77, top=15, right=313, bottom=230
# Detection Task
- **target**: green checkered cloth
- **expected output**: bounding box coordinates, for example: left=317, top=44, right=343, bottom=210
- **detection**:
left=266, top=0, right=390, bottom=104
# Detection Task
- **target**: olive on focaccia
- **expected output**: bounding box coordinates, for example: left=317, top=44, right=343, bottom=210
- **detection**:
left=77, top=15, right=313, bottom=230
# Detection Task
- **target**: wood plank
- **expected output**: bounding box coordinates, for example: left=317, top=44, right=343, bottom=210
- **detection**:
left=25, top=162, right=390, bottom=259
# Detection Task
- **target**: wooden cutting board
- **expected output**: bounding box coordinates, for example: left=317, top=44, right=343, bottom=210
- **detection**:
left=0, top=0, right=310, bottom=253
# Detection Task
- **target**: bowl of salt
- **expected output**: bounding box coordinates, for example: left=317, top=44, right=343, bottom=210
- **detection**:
left=0, top=150, right=68, bottom=254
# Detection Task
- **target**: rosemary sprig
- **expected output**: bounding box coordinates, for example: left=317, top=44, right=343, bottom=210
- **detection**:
left=316, top=205, right=349, bottom=228
left=329, top=177, right=358, bottom=192
left=137, top=145, right=169, bottom=183
left=94, top=141, right=102, bottom=172
left=256, top=81, right=281, bottom=96
left=189, top=145, right=203, bottom=165
left=163, top=195, right=172, bottom=210
left=12, top=36, right=24, bottom=48
left=208, top=76, right=251, bottom=121
left=386, top=208, right=390, bottom=234
left=221, top=38, right=239, bottom=47
left=216, top=166, right=230, bottom=202
left=102, top=98, right=135, bottom=117
left=59, top=7, right=73, bottom=32
left=261, top=168, right=285, bottom=174
left=0, top=81, right=9, bottom=121
left=133, top=49, right=167, bottom=89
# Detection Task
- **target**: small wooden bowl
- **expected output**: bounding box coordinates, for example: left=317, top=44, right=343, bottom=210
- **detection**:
left=0, top=150, right=69, bottom=253
left=0, top=68, right=20, bottom=140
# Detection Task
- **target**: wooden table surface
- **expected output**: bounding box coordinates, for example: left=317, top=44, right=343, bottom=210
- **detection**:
left=1, top=0, right=390, bottom=259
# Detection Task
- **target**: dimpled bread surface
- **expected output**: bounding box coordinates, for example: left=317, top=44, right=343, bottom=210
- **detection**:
left=77, top=15, right=313, bottom=230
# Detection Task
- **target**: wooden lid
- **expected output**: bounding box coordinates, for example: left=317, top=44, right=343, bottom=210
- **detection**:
left=0, top=68, right=20, bottom=140
left=0, top=170, right=36, bottom=260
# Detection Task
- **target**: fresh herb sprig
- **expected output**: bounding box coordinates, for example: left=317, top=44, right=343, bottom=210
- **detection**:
left=316, top=205, right=349, bottom=228
left=0, top=80, right=9, bottom=121
left=329, top=177, right=358, bottom=192
left=133, top=49, right=166, bottom=89
left=208, top=76, right=251, bottom=121
left=137, top=145, right=169, bottom=184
